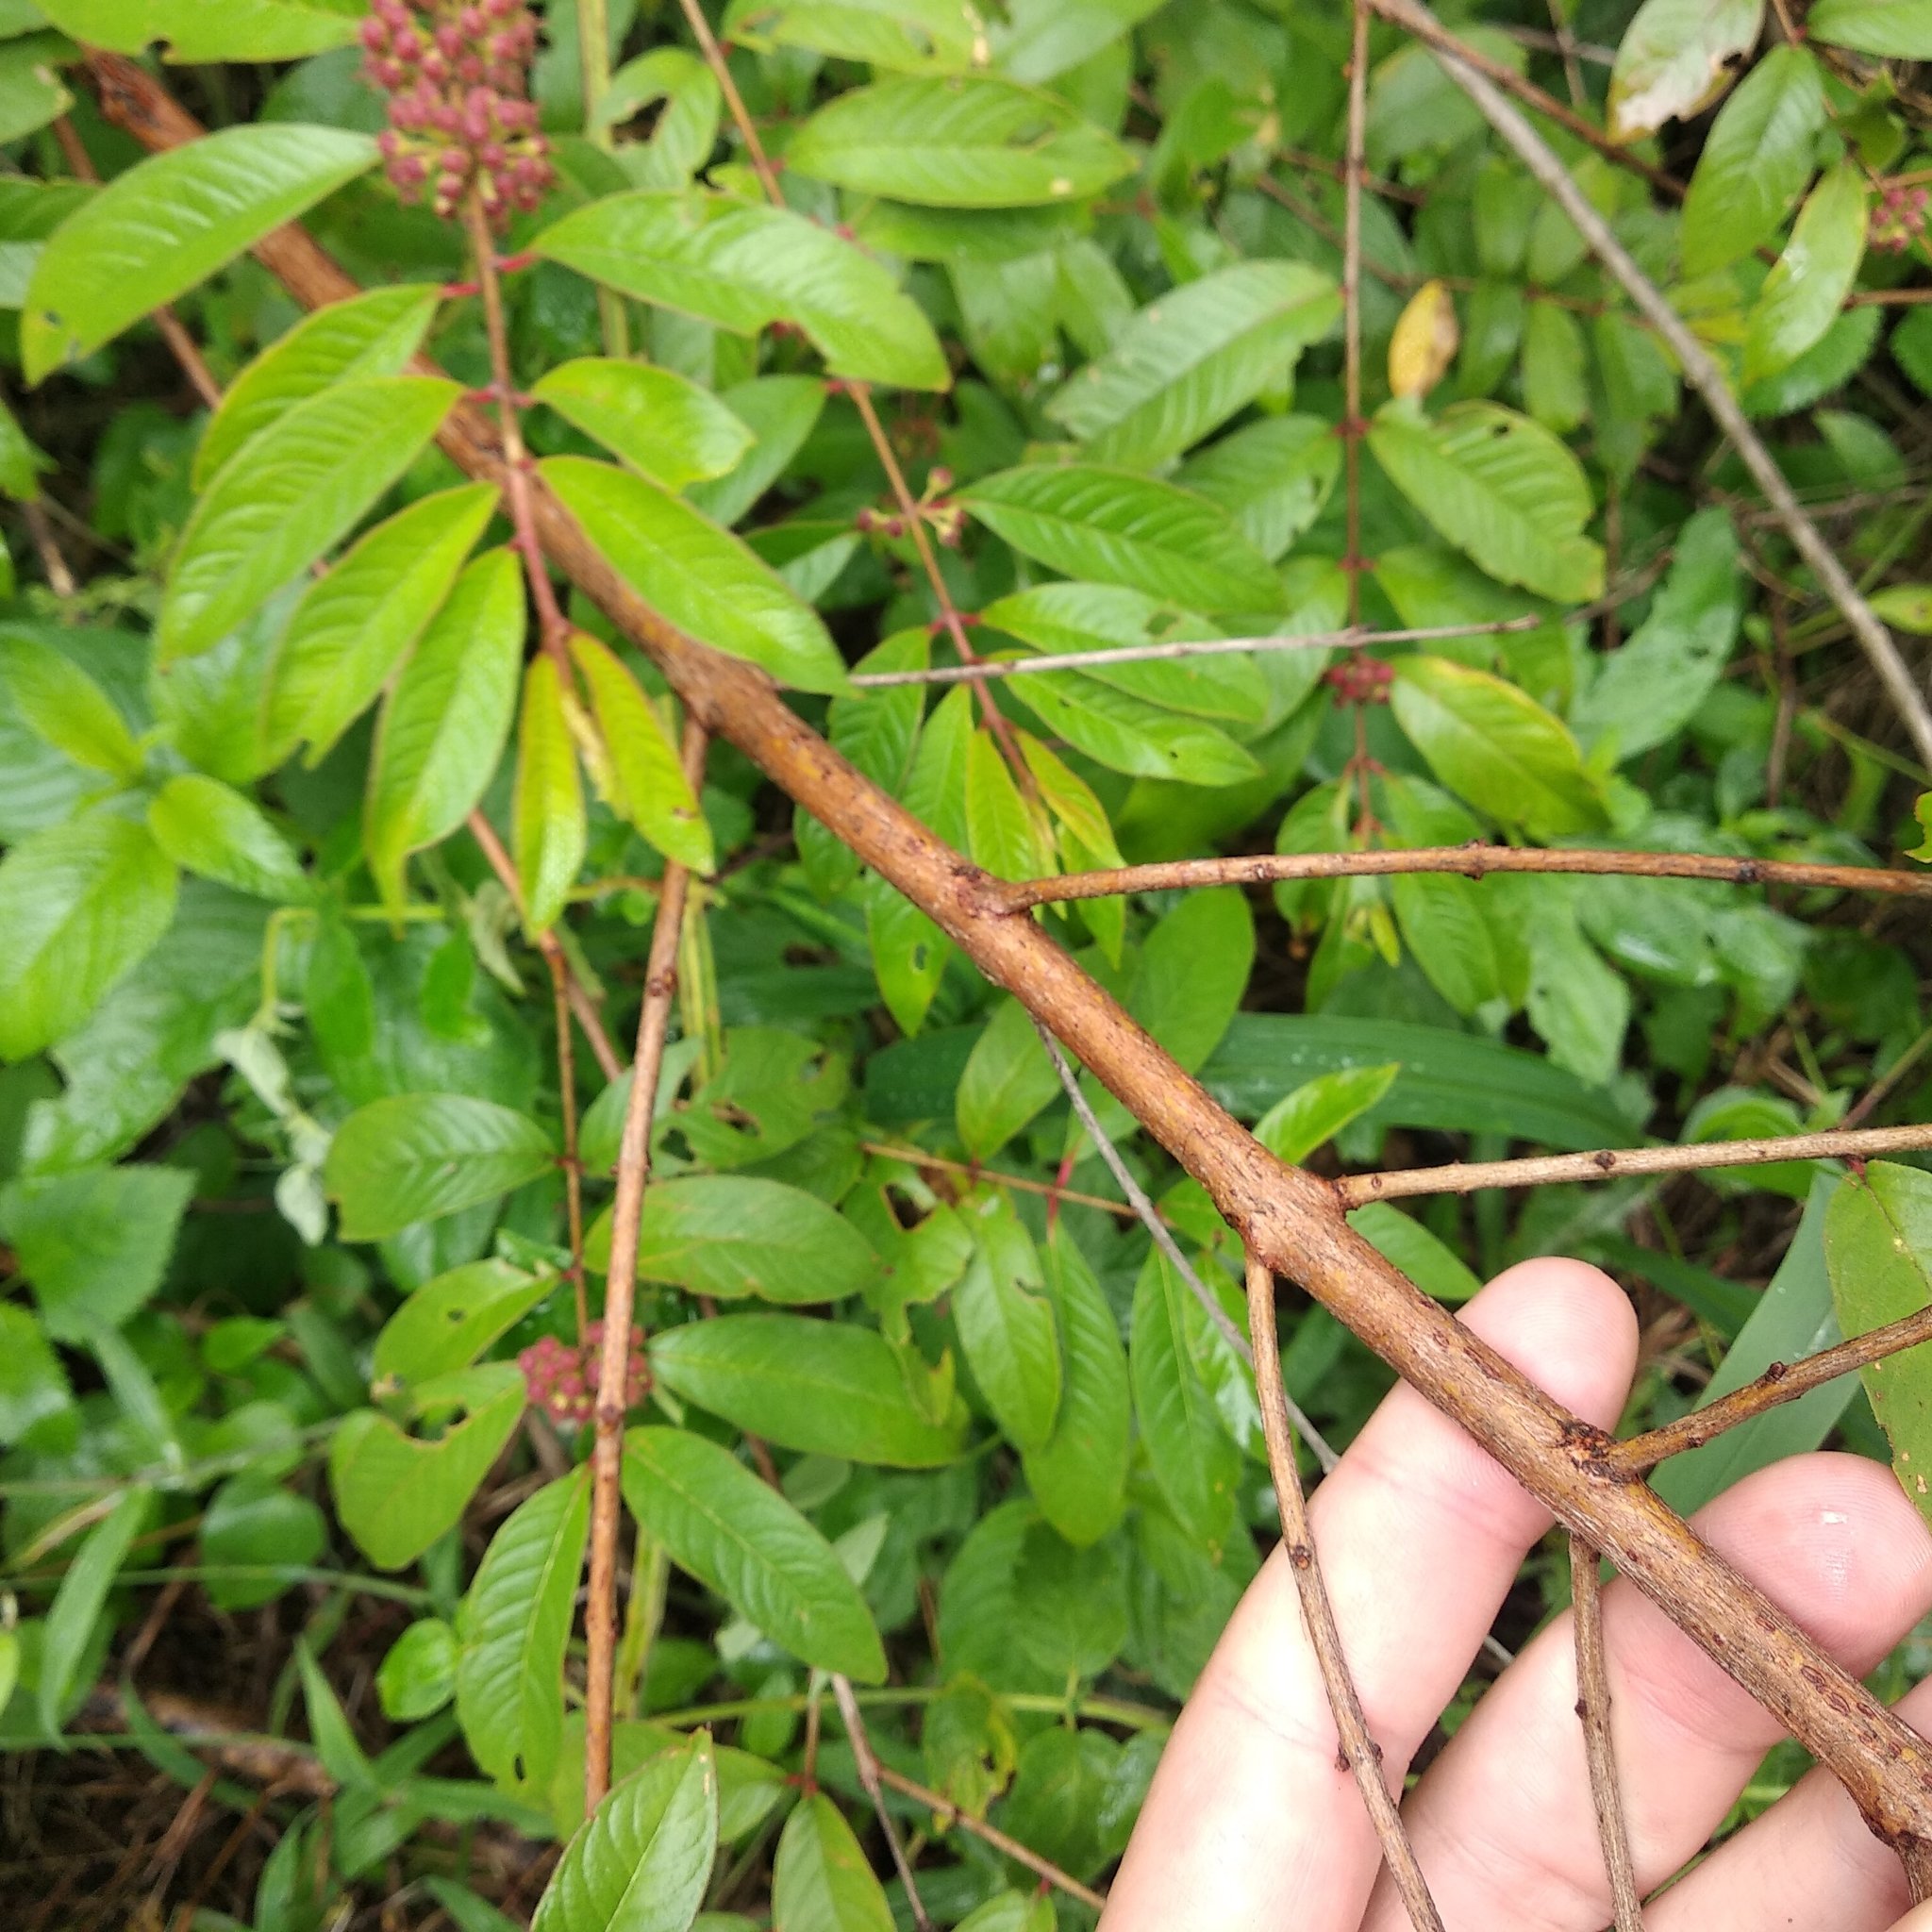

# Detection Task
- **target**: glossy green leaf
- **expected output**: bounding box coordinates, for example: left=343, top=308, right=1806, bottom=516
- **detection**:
left=40, top=1486, right=151, bottom=1736
left=148, top=774, right=309, bottom=903
left=329, top=1364, right=528, bottom=1571
left=771, top=1791, right=895, bottom=1932
left=1347, top=1201, right=1483, bottom=1303
left=965, top=725, right=1051, bottom=882
left=957, top=995, right=1059, bottom=1158
left=0, top=812, right=177, bottom=1062
left=649, top=1313, right=968, bottom=1465
left=1023, top=1231, right=1130, bottom=1546
left=0, top=628, right=140, bottom=777
left=1178, top=414, right=1342, bottom=563
left=1606, top=0, right=1762, bottom=140
left=622, top=1425, right=887, bottom=1680
left=1255, top=1063, right=1400, bottom=1166
left=374, top=1258, right=557, bottom=1388
left=1681, top=46, right=1826, bottom=277
left=37, top=0, right=363, bottom=59
left=325, top=1093, right=558, bottom=1241
left=1006, top=668, right=1261, bottom=787
left=195, top=284, right=441, bottom=490
left=1043, top=260, right=1340, bottom=467
left=955, top=1190, right=1061, bottom=1454
left=1807, top=0, right=1932, bottom=56
left=534, top=188, right=948, bottom=391
left=377, top=1619, right=457, bottom=1723
left=158, top=375, right=460, bottom=666
left=787, top=75, right=1133, bottom=208
left=513, top=658, right=587, bottom=939
left=1873, top=585, right=1932, bottom=635
left=1741, top=160, right=1869, bottom=389
left=543, top=458, right=847, bottom=696
left=1130, top=1247, right=1239, bottom=1549
left=963, top=464, right=1284, bottom=611
left=532, top=359, right=753, bottom=491
left=24, top=124, right=378, bottom=383
left=363, top=549, right=525, bottom=914
left=732, top=0, right=985, bottom=72
left=264, top=483, right=499, bottom=767
left=457, top=1469, right=591, bottom=1793
left=955, top=1894, right=1056, bottom=1932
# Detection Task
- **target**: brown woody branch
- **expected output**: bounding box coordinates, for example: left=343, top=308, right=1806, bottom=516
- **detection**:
left=89, top=51, right=1932, bottom=1886
left=1571, top=1535, right=1644, bottom=1931
left=830, top=1675, right=934, bottom=1932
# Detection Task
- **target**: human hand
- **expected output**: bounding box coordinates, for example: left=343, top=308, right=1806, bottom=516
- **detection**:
left=1101, top=1257, right=1932, bottom=1931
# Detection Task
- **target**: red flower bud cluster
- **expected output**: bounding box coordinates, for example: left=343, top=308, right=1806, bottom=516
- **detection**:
left=518, top=1322, right=647, bottom=1426
left=361, top=0, right=553, bottom=228
left=1324, top=654, right=1395, bottom=706
left=1873, top=182, right=1930, bottom=255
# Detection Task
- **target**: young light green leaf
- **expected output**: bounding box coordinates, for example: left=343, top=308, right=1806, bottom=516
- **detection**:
left=374, top=1258, right=556, bottom=1388
left=0, top=385, right=50, bottom=500
left=457, top=1469, right=591, bottom=1793
left=1019, top=729, right=1126, bottom=962
left=1254, top=1063, right=1401, bottom=1166
left=955, top=1191, right=1061, bottom=1454
left=1347, top=1201, right=1483, bottom=1303
left=264, top=483, right=500, bottom=767
left=37, top=0, right=364, bottom=59
left=965, top=726, right=1052, bottom=882
left=586, top=1175, right=882, bottom=1304
left=1606, top=0, right=1763, bottom=140
left=148, top=774, right=309, bottom=903
left=955, top=1894, right=1057, bottom=1932
left=1007, top=668, right=1261, bottom=787
left=513, top=658, right=587, bottom=940
left=40, top=1486, right=151, bottom=1737
left=1023, top=1231, right=1131, bottom=1547
left=731, top=0, right=985, bottom=72
left=787, top=75, right=1133, bottom=208
left=325, top=1094, right=558, bottom=1241
left=1130, top=1247, right=1239, bottom=1550
left=1367, top=400, right=1604, bottom=604
left=531, top=359, right=753, bottom=492
left=329, top=1364, right=527, bottom=1571
left=1391, top=656, right=1603, bottom=839
left=363, top=549, right=525, bottom=915
left=1807, top=0, right=1932, bottom=56
left=569, top=631, right=714, bottom=873
left=534, top=188, right=947, bottom=391
left=0, top=628, right=141, bottom=778
left=1681, top=46, right=1826, bottom=277
left=24, top=124, right=378, bottom=383
left=771, top=1791, right=896, bottom=1932
left=0, top=811, right=176, bottom=1062
left=1874, top=585, right=1932, bottom=634
left=649, top=1313, right=968, bottom=1466
left=962, top=464, right=1285, bottom=611
left=542, top=458, right=847, bottom=696
left=377, top=1619, right=457, bottom=1723
left=195, top=284, right=441, bottom=489
left=622, top=1426, right=887, bottom=1680
left=0, top=1161, right=192, bottom=1344
left=1741, top=160, right=1869, bottom=390
left=1045, top=261, right=1341, bottom=468
left=158, top=375, right=460, bottom=666
left=996, top=0, right=1163, bottom=80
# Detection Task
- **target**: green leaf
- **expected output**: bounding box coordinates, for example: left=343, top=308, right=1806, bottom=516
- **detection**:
left=594, top=47, right=723, bottom=187
left=1741, top=160, right=1869, bottom=390
left=534, top=188, right=948, bottom=391
left=649, top=1313, right=968, bottom=1466
left=957, top=995, right=1059, bottom=1158
left=621, top=1426, right=887, bottom=1680
left=377, top=1619, right=457, bottom=1723
left=1045, top=261, right=1340, bottom=468
left=147, top=774, right=309, bottom=903
left=196, top=284, right=441, bottom=490
left=1022, top=1231, right=1130, bottom=1547
left=1808, top=0, right=1932, bottom=56
left=0, top=628, right=141, bottom=777
left=40, top=1486, right=151, bottom=1737
left=955, top=1191, right=1061, bottom=1453
left=787, top=75, right=1133, bottom=208
left=1574, top=508, right=1740, bottom=759
left=771, top=1792, right=895, bottom=1932
left=534, top=1737, right=719, bottom=1932
left=23, top=124, right=378, bottom=384
left=1367, top=400, right=1604, bottom=604
left=731, top=0, right=986, bottom=73
left=0, top=1301, right=71, bottom=1445
left=0, top=813, right=177, bottom=1062
left=158, top=375, right=459, bottom=666
left=542, top=458, right=847, bottom=696
left=37, top=0, right=364, bottom=59
left=264, top=483, right=500, bottom=767
left=513, top=658, right=587, bottom=939
left=0, top=34, right=70, bottom=150
left=363, top=549, right=525, bottom=914
left=1874, top=585, right=1932, bottom=635
left=325, top=1094, right=558, bottom=1242
left=457, top=1469, right=591, bottom=1792
left=198, top=1473, right=326, bottom=1611
left=1178, top=414, right=1341, bottom=563
left=0, top=386, right=50, bottom=500
left=965, top=726, right=1051, bottom=882
left=962, top=464, right=1284, bottom=611
left=329, top=1364, right=528, bottom=1571
left=1520, top=301, right=1588, bottom=434
left=1130, top=1247, right=1239, bottom=1550
left=1006, top=668, right=1261, bottom=787
left=1606, top=0, right=1763, bottom=140
left=956, top=1895, right=1056, bottom=1932
left=1125, top=887, right=1255, bottom=1075
left=531, top=359, right=753, bottom=492
left=1255, top=1064, right=1401, bottom=1166
left=294, top=1636, right=376, bottom=1791
left=374, top=1259, right=557, bottom=1388
left=1347, top=1201, right=1483, bottom=1303
left=1681, top=46, right=1827, bottom=277
left=1391, top=656, right=1603, bottom=839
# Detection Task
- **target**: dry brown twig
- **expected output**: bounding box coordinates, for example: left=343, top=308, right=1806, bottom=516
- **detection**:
left=1571, top=1533, right=1645, bottom=1930
left=829, top=1675, right=934, bottom=1932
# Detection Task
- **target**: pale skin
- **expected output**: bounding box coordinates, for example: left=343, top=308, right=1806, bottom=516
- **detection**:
left=1102, top=1257, right=1932, bottom=1932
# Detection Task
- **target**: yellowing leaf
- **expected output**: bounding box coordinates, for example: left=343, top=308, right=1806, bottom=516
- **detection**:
left=1607, top=0, right=1764, bottom=142
left=1388, top=278, right=1458, bottom=400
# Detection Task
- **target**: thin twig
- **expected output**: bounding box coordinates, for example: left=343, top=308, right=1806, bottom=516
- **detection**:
left=997, top=842, right=1932, bottom=913
left=1613, top=1300, right=1932, bottom=1474
left=873, top=1763, right=1107, bottom=1911
left=670, top=0, right=783, bottom=201
left=1371, top=0, right=1932, bottom=770
left=1246, top=1257, right=1445, bottom=1930
left=21, top=499, right=76, bottom=598
left=584, top=722, right=708, bottom=1812
left=830, top=1676, right=934, bottom=1932
left=1033, top=1019, right=1339, bottom=1473
left=858, top=1141, right=1149, bottom=1222
left=1843, top=1023, right=1932, bottom=1131
left=1336, top=1124, right=1932, bottom=1208
left=1571, top=1534, right=1644, bottom=1931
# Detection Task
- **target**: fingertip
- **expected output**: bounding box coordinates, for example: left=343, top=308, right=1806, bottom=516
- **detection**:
left=1888, top=1904, right=1932, bottom=1931
left=1458, top=1256, right=1639, bottom=1432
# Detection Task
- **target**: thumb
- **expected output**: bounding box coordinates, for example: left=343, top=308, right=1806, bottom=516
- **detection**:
left=1890, top=1908, right=1932, bottom=1931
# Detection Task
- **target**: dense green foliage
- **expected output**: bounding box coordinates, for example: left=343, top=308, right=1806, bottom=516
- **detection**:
left=2, top=0, right=1932, bottom=1925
